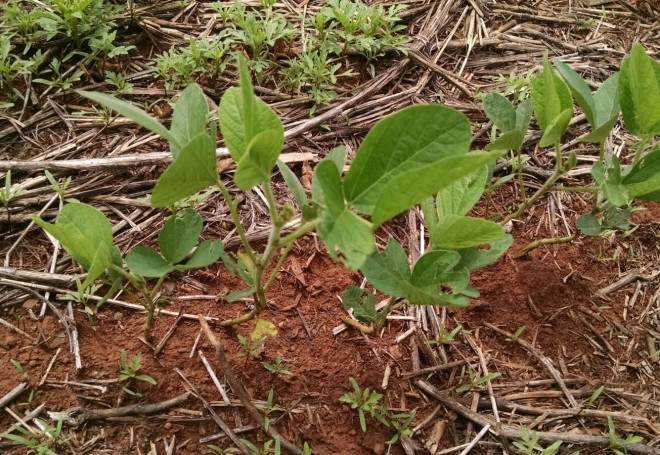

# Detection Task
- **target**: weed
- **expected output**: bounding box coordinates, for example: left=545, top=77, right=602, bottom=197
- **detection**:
left=118, top=350, right=156, bottom=396
left=105, top=70, right=134, bottom=95
left=10, top=359, right=28, bottom=378
left=339, top=377, right=389, bottom=432
left=33, top=57, right=83, bottom=91
left=45, top=170, right=72, bottom=198
left=456, top=367, right=501, bottom=394
left=261, top=354, right=293, bottom=376
left=238, top=334, right=266, bottom=358
left=0, top=418, right=65, bottom=455
left=1, top=170, right=25, bottom=226
left=513, top=427, right=564, bottom=455
left=506, top=325, right=526, bottom=342
left=607, top=416, right=643, bottom=454
left=586, top=385, right=604, bottom=407
left=427, top=321, right=462, bottom=346
left=61, top=277, right=103, bottom=316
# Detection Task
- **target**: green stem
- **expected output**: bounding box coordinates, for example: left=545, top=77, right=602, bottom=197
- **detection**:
left=549, top=185, right=599, bottom=193
left=278, top=220, right=318, bottom=247
left=516, top=150, right=526, bottom=203
left=514, top=233, right=578, bottom=258
left=215, top=179, right=257, bottom=265
left=501, top=141, right=564, bottom=225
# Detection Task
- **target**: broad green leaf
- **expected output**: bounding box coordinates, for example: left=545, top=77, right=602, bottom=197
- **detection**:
left=553, top=59, right=596, bottom=125
left=515, top=99, right=533, bottom=133
left=603, top=183, right=629, bottom=207
left=483, top=93, right=516, bottom=132
left=78, top=90, right=178, bottom=147
left=313, top=160, right=374, bottom=269
left=436, top=166, right=488, bottom=219
left=531, top=58, right=573, bottom=144
left=341, top=285, right=377, bottom=323
left=33, top=202, right=114, bottom=288
left=410, top=250, right=461, bottom=288
left=326, top=145, right=348, bottom=173
left=159, top=208, right=203, bottom=264
left=485, top=130, right=525, bottom=152
left=431, top=215, right=505, bottom=249
left=539, top=108, right=572, bottom=148
left=344, top=105, right=471, bottom=214
left=401, top=280, right=469, bottom=307
left=581, top=73, right=620, bottom=143
left=181, top=240, right=226, bottom=269
left=371, top=151, right=504, bottom=226
left=581, top=116, right=619, bottom=144
left=170, top=84, right=208, bottom=159
left=591, top=161, right=605, bottom=184
left=218, top=65, right=283, bottom=161
left=619, top=43, right=660, bottom=138
left=576, top=214, right=602, bottom=236
left=276, top=160, right=308, bottom=208
left=455, top=234, right=513, bottom=271
left=359, top=238, right=410, bottom=297
left=420, top=197, right=439, bottom=237
left=623, top=147, right=660, bottom=199
left=234, top=129, right=283, bottom=190
left=125, top=246, right=174, bottom=277
left=151, top=133, right=218, bottom=207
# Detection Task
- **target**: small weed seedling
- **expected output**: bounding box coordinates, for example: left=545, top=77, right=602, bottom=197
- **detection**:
left=10, top=359, right=28, bottom=378
left=586, top=385, right=605, bottom=408
left=0, top=418, right=65, bottom=455
left=427, top=321, right=462, bottom=346
left=386, top=412, right=415, bottom=446
left=1, top=170, right=25, bottom=226
left=456, top=367, right=501, bottom=394
left=339, top=378, right=389, bottom=432
left=506, top=325, right=526, bottom=342
left=238, top=319, right=277, bottom=360
left=118, top=350, right=156, bottom=396
left=607, top=416, right=643, bottom=455
left=61, top=277, right=103, bottom=316
left=513, top=427, right=565, bottom=455
left=262, top=354, right=293, bottom=376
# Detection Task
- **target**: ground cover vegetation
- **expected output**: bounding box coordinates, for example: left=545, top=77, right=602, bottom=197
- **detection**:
left=0, top=0, right=659, bottom=454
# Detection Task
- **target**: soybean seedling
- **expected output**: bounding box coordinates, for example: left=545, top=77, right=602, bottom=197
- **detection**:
left=74, top=53, right=503, bottom=330
left=119, top=350, right=156, bottom=396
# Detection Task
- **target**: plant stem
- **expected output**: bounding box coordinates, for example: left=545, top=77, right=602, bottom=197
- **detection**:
left=514, top=233, right=578, bottom=258
left=340, top=315, right=374, bottom=334
left=220, top=307, right=259, bottom=327
left=516, top=150, right=526, bottom=203
left=501, top=141, right=565, bottom=225
left=215, top=179, right=257, bottom=265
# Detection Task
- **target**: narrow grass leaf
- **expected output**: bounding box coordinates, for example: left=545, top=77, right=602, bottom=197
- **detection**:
left=78, top=90, right=177, bottom=147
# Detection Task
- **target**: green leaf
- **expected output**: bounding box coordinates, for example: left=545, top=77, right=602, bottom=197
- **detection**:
left=371, top=151, right=504, bottom=226
left=401, top=280, right=469, bottom=307
left=531, top=57, right=573, bottom=145
left=455, top=234, right=513, bottom=271
left=553, top=59, right=596, bottom=125
left=576, top=214, right=602, bottom=236
left=170, top=84, right=209, bottom=159
left=325, top=145, right=348, bottom=172
left=619, top=42, right=660, bottom=138
left=485, top=130, right=525, bottom=152
left=431, top=215, right=505, bottom=249
left=435, top=166, right=488, bottom=218
left=276, top=160, right=308, bottom=208
left=159, top=208, right=203, bottom=264
left=515, top=99, right=533, bottom=133
left=78, top=90, right=177, bottom=147
left=313, top=160, right=375, bottom=269
left=581, top=73, right=620, bottom=143
left=410, top=249, right=461, bottom=287
left=126, top=246, right=174, bottom=277
left=359, top=238, right=410, bottom=297
left=151, top=133, right=218, bottom=207
left=344, top=105, right=471, bottom=215
left=483, top=93, right=517, bottom=132
left=218, top=62, right=283, bottom=161
left=234, top=128, right=283, bottom=190
left=623, top=147, right=660, bottom=199
left=181, top=240, right=226, bottom=269
left=539, top=108, right=572, bottom=148
left=341, top=285, right=377, bottom=323
left=32, top=202, right=114, bottom=288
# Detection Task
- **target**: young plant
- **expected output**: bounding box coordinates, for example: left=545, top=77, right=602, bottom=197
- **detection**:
left=1, top=170, right=25, bottom=226
left=607, top=416, right=643, bottom=455
left=262, top=354, right=293, bottom=376
left=119, top=350, right=156, bottom=396
left=76, top=54, right=503, bottom=328
left=0, top=418, right=64, bottom=455
left=105, top=70, right=134, bottom=95
left=586, top=385, right=605, bottom=408
left=33, top=204, right=225, bottom=340
left=386, top=412, right=415, bottom=446
left=427, top=321, right=462, bottom=346
left=61, top=277, right=103, bottom=316
left=339, top=378, right=389, bottom=432
left=456, top=367, right=501, bottom=394
left=239, top=319, right=277, bottom=358
left=513, top=427, right=564, bottom=455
